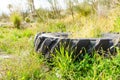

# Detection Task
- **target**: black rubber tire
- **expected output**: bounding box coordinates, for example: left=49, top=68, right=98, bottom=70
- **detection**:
left=34, top=32, right=120, bottom=59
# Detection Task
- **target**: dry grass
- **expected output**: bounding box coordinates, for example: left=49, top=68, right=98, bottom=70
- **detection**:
left=0, top=5, right=120, bottom=80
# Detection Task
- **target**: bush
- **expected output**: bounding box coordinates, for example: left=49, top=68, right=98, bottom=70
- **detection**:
left=74, top=2, right=93, bottom=16
left=25, top=17, right=30, bottom=23
left=10, top=12, right=22, bottom=29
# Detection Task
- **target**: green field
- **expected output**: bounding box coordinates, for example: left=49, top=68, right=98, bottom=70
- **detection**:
left=0, top=1, right=120, bottom=80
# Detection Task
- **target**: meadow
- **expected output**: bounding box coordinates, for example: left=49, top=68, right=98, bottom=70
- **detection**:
left=0, top=2, right=120, bottom=80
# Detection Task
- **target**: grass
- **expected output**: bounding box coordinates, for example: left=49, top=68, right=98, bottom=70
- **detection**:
left=0, top=6, right=120, bottom=80
left=51, top=50, right=120, bottom=80
left=10, top=12, right=22, bottom=29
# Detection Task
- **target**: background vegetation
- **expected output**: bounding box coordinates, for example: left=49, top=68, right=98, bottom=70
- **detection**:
left=0, top=0, right=120, bottom=80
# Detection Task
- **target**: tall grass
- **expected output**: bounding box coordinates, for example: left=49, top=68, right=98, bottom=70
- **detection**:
left=1, top=45, right=120, bottom=80
left=0, top=3, right=120, bottom=80
left=10, top=12, right=22, bottom=29
left=48, top=48, right=120, bottom=80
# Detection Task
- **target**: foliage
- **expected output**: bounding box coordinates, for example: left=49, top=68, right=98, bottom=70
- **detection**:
left=74, top=2, right=93, bottom=16
left=2, top=54, right=45, bottom=80
left=0, top=1, right=120, bottom=80
left=10, top=12, right=22, bottom=29
left=25, top=17, right=31, bottom=23
left=113, top=16, right=120, bottom=32
left=47, top=48, right=120, bottom=80
left=47, top=0, right=61, bottom=19
left=48, top=22, right=66, bottom=32
left=36, top=8, right=49, bottom=22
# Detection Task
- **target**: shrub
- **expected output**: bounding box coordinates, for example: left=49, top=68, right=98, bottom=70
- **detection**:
left=25, top=17, right=30, bottom=23
left=74, top=2, right=93, bottom=16
left=10, top=12, right=22, bottom=29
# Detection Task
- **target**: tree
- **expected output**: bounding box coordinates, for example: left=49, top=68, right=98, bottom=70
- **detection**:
left=8, top=4, right=13, bottom=13
left=66, top=0, right=79, bottom=20
left=47, top=0, right=61, bottom=18
left=27, top=0, right=35, bottom=13
left=66, top=0, right=74, bottom=20
left=86, top=0, right=113, bottom=17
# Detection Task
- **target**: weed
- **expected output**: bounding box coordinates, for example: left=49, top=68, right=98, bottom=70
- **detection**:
left=10, top=12, right=22, bottom=29
left=49, top=49, right=120, bottom=80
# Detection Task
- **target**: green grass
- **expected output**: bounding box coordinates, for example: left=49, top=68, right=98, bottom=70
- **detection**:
left=0, top=28, right=34, bottom=54
left=0, top=7, right=120, bottom=80
left=1, top=42, right=120, bottom=80
left=10, top=12, right=22, bottom=29
left=0, top=27, right=120, bottom=80
left=113, top=16, right=120, bottom=32
left=46, top=47, right=120, bottom=80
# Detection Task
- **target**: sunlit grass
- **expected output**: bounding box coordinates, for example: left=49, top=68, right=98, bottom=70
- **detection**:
left=0, top=7, right=120, bottom=80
